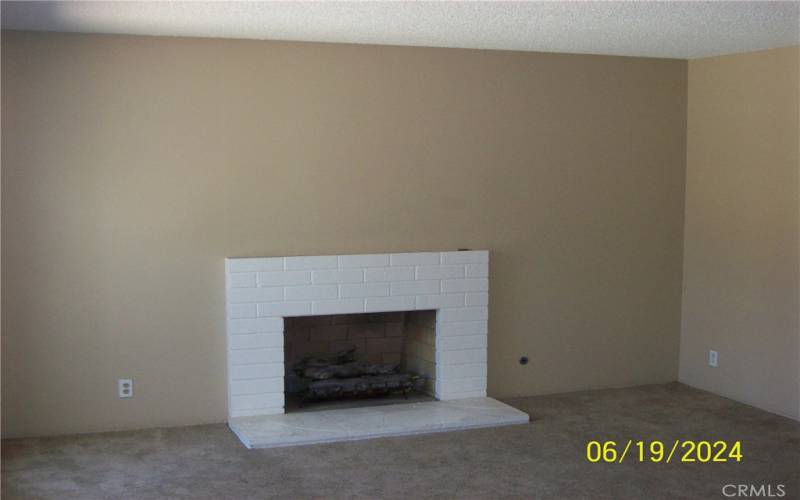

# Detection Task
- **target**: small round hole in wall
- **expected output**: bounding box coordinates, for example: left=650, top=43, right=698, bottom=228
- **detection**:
left=519, top=356, right=529, bottom=365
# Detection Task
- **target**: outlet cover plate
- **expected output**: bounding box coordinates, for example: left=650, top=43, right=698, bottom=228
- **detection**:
left=118, top=378, right=133, bottom=398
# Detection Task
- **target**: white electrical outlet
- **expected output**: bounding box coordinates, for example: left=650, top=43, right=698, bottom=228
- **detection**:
left=708, top=350, right=718, bottom=367
left=118, top=378, right=133, bottom=398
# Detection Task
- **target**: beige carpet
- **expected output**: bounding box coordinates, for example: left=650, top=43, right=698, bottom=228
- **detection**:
left=3, top=383, right=799, bottom=499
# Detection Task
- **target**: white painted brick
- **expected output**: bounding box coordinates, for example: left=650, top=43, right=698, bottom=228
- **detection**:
left=440, top=377, right=487, bottom=394
left=439, top=390, right=487, bottom=400
left=312, top=268, right=363, bottom=284
left=415, top=265, right=465, bottom=280
left=415, top=293, right=465, bottom=309
left=285, top=255, right=337, bottom=270
left=465, top=292, right=489, bottom=307
left=228, top=303, right=256, bottom=319
left=312, top=299, right=365, bottom=315
left=365, top=295, right=415, bottom=312
left=230, top=393, right=284, bottom=411
left=439, top=307, right=489, bottom=322
left=229, top=348, right=283, bottom=365
left=439, top=321, right=488, bottom=337
left=231, top=377, right=283, bottom=396
left=339, top=254, right=389, bottom=268
left=364, top=266, right=414, bottom=282
left=230, top=363, right=285, bottom=380
left=284, top=285, right=338, bottom=301
left=228, top=287, right=284, bottom=303
left=438, top=348, right=487, bottom=365
left=226, top=258, right=284, bottom=273
left=391, top=280, right=439, bottom=296
left=229, top=333, right=283, bottom=350
left=440, top=362, right=487, bottom=379
left=439, top=335, right=487, bottom=351
left=257, top=301, right=312, bottom=317
left=465, top=263, right=489, bottom=278
left=257, top=271, right=311, bottom=287
left=228, top=317, right=284, bottom=334
left=226, top=251, right=492, bottom=419
left=390, top=252, right=440, bottom=266
left=441, top=250, right=489, bottom=264
left=340, top=282, right=390, bottom=298
left=441, top=278, right=489, bottom=293
left=228, top=272, right=256, bottom=288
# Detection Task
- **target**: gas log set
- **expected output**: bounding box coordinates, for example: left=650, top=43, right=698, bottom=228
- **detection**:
left=290, top=348, right=426, bottom=405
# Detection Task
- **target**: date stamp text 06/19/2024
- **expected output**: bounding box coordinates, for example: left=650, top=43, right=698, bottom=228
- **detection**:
left=586, top=440, right=743, bottom=463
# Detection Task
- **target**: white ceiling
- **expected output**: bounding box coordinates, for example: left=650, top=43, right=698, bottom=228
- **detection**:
left=2, top=1, right=799, bottom=59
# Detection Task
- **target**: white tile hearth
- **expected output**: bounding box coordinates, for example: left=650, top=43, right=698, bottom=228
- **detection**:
left=228, top=397, right=529, bottom=449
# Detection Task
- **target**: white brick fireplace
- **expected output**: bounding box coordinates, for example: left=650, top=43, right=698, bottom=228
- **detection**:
left=225, top=250, right=490, bottom=418
left=225, top=250, right=527, bottom=449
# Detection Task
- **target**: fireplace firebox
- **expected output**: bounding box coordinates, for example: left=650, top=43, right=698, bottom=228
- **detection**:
left=283, top=310, right=435, bottom=410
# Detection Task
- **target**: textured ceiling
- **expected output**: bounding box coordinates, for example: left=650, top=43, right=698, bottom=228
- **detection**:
left=2, top=1, right=799, bottom=59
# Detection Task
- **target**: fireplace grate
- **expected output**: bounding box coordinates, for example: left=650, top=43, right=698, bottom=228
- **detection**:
left=292, top=348, right=426, bottom=405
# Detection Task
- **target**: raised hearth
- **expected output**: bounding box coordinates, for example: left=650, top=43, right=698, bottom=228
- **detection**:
left=229, top=397, right=529, bottom=449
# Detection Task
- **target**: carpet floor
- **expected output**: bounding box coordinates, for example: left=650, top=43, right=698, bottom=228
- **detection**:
left=2, top=383, right=798, bottom=499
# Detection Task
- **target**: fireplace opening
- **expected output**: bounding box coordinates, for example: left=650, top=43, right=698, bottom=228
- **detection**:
left=283, top=310, right=437, bottom=412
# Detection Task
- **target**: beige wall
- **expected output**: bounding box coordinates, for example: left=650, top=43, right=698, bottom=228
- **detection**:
left=680, top=47, right=800, bottom=420
left=1, top=31, right=687, bottom=437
